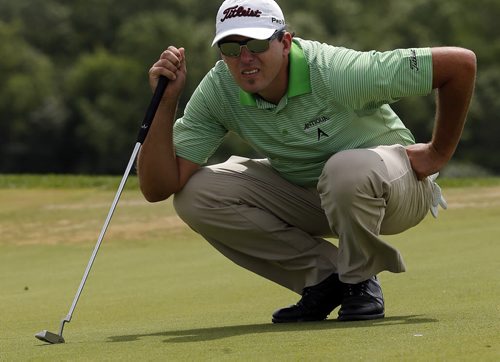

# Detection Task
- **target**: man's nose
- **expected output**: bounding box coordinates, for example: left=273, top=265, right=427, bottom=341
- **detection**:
left=239, top=46, right=255, bottom=61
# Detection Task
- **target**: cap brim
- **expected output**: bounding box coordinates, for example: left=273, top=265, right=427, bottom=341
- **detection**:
left=211, top=27, right=276, bottom=47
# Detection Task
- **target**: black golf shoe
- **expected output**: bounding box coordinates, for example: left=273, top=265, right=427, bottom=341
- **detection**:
left=272, top=273, right=343, bottom=323
left=337, top=276, right=385, bottom=321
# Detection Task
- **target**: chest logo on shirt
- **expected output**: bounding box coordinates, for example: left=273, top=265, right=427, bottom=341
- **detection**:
left=304, top=116, right=331, bottom=141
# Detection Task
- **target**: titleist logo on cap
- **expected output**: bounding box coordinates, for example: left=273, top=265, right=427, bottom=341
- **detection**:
left=220, top=6, right=262, bottom=22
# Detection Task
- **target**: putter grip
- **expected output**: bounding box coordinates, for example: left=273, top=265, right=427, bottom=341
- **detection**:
left=136, top=75, right=169, bottom=144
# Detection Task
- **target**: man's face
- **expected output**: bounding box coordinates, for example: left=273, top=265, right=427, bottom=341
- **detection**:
left=220, top=32, right=291, bottom=103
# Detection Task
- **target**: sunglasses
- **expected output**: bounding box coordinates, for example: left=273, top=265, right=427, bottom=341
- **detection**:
left=218, top=28, right=285, bottom=57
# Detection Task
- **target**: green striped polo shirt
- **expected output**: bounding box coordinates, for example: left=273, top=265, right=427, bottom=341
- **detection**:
left=173, top=38, right=433, bottom=187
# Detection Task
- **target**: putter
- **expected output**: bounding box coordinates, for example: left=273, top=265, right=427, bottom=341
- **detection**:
left=35, top=76, right=169, bottom=344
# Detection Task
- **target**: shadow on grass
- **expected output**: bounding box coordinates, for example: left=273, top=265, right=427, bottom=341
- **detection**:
left=108, top=315, right=437, bottom=344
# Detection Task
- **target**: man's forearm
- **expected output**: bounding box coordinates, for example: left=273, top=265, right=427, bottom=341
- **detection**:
left=137, top=99, right=181, bottom=202
left=431, top=47, right=477, bottom=161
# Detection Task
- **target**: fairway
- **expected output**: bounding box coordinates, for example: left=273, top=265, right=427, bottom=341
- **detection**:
left=0, top=177, right=499, bottom=361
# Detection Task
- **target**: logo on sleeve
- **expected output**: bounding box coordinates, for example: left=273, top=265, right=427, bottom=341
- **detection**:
left=409, top=49, right=419, bottom=71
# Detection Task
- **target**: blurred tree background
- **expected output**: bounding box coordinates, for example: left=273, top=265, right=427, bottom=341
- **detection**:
left=0, top=0, right=498, bottom=175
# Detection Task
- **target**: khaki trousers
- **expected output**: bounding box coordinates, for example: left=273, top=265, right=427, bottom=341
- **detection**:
left=174, top=145, right=435, bottom=293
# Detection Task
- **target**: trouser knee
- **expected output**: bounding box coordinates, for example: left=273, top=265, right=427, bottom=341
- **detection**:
left=173, top=168, right=213, bottom=232
left=173, top=165, right=248, bottom=233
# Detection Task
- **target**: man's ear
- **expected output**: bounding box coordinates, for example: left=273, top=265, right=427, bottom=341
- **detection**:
left=282, top=32, right=293, bottom=56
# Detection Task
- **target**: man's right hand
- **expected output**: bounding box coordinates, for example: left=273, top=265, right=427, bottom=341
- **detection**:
left=139, top=45, right=199, bottom=202
left=148, top=46, right=187, bottom=101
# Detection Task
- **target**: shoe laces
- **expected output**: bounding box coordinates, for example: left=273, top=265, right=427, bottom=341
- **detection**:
left=344, top=280, right=369, bottom=297
left=298, top=286, right=325, bottom=309
left=296, top=274, right=342, bottom=311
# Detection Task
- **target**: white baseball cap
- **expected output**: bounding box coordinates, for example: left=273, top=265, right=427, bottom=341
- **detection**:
left=212, top=0, right=286, bottom=46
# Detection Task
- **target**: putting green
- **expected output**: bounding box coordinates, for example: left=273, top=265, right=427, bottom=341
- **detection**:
left=0, top=177, right=498, bottom=360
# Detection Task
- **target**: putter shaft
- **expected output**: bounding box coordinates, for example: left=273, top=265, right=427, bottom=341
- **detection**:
left=65, top=143, right=141, bottom=324
left=36, top=76, right=168, bottom=344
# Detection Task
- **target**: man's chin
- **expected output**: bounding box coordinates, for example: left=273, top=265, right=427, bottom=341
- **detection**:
left=239, top=79, right=261, bottom=94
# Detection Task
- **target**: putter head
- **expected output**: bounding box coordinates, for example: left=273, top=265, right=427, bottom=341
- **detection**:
left=35, top=330, right=65, bottom=344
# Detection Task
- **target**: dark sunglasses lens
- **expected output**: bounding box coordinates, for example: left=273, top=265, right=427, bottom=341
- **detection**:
left=247, top=39, right=270, bottom=53
left=220, top=43, right=241, bottom=57
left=220, top=38, right=272, bottom=57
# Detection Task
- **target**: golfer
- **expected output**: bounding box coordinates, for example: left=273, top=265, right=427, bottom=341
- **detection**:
left=138, top=0, right=476, bottom=322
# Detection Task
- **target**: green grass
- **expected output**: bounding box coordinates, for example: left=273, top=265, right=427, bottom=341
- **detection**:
left=2, top=173, right=500, bottom=190
left=0, top=174, right=141, bottom=190
left=0, top=177, right=499, bottom=361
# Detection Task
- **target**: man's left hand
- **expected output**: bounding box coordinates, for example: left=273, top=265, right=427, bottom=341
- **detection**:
left=406, top=143, right=449, bottom=180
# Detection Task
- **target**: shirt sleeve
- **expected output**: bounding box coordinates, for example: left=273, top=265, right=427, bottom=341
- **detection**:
left=173, top=74, right=228, bottom=165
left=328, top=47, right=433, bottom=110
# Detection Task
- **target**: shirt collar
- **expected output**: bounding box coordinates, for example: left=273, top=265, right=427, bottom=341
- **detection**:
left=239, top=40, right=311, bottom=107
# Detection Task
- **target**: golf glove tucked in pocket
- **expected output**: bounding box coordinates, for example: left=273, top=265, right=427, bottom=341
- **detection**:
left=429, top=173, right=448, bottom=218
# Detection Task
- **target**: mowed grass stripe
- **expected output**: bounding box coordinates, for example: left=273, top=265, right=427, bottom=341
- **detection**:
left=0, top=179, right=498, bottom=360
left=1, top=174, right=500, bottom=190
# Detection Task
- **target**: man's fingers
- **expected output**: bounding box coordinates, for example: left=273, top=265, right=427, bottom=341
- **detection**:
left=178, top=47, right=187, bottom=71
left=147, top=46, right=187, bottom=99
left=153, top=47, right=185, bottom=81
left=149, top=62, right=180, bottom=82
left=161, top=47, right=183, bottom=66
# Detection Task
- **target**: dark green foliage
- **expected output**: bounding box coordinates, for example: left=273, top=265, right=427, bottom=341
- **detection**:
left=0, top=0, right=496, bottom=174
